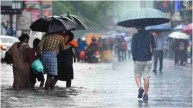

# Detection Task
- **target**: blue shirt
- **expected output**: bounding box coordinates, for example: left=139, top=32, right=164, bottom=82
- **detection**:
left=78, top=41, right=87, bottom=51
left=131, top=30, right=156, bottom=61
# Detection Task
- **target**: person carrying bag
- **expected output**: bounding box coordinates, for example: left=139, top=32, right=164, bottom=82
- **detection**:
left=26, top=38, right=45, bottom=88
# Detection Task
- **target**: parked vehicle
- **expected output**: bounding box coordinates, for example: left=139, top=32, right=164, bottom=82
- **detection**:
left=0, top=35, right=19, bottom=61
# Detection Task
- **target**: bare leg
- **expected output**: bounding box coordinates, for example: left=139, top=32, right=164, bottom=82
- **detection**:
left=144, top=79, right=149, bottom=94
left=135, top=76, right=141, bottom=88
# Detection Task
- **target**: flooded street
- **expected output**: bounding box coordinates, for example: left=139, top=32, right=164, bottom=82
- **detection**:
left=1, top=59, right=192, bottom=108
left=1, top=0, right=192, bottom=108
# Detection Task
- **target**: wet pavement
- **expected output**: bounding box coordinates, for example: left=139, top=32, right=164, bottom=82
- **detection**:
left=1, top=59, right=192, bottom=108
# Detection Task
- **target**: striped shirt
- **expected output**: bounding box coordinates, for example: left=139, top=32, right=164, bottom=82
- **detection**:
left=38, top=34, right=64, bottom=53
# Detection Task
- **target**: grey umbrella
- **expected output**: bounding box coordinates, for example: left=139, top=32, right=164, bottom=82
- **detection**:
left=117, top=8, right=170, bottom=27
left=145, top=23, right=171, bottom=31
left=173, top=24, right=186, bottom=30
left=61, top=12, right=90, bottom=30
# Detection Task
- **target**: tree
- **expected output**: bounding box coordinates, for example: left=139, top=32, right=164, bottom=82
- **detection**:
left=53, top=1, right=116, bottom=29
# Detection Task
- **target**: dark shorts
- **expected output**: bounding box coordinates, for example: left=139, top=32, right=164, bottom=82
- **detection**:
left=35, top=72, right=44, bottom=81
left=30, top=70, right=44, bottom=84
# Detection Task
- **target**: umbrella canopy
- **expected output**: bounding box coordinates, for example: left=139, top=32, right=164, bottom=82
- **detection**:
left=30, top=16, right=76, bottom=33
left=183, top=23, right=192, bottom=35
left=169, top=32, right=189, bottom=39
left=173, top=24, right=186, bottom=30
left=117, top=8, right=170, bottom=27
left=145, top=23, right=171, bottom=31
left=61, top=12, right=90, bottom=30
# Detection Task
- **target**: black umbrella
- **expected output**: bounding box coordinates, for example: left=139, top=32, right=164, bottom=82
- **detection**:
left=54, top=16, right=77, bottom=31
left=61, top=12, right=90, bottom=30
left=30, top=18, right=48, bottom=32
left=117, top=8, right=170, bottom=27
left=30, top=16, right=76, bottom=33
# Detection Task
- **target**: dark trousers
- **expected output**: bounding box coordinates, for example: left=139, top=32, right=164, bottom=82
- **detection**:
left=76, top=50, right=80, bottom=62
left=179, top=50, right=187, bottom=65
left=117, top=48, right=122, bottom=61
left=153, top=50, right=163, bottom=71
left=30, top=69, right=44, bottom=88
left=174, top=51, right=179, bottom=65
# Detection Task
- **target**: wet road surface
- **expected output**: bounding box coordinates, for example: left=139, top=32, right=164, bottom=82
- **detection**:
left=1, top=59, right=192, bottom=108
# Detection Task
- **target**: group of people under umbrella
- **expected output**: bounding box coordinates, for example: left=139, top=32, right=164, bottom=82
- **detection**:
left=5, top=13, right=90, bottom=90
left=29, top=13, right=90, bottom=89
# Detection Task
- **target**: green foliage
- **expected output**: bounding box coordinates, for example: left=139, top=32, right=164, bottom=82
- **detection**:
left=52, top=1, right=115, bottom=28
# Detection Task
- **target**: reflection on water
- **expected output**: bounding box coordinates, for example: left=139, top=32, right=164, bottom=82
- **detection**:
left=3, top=86, right=85, bottom=98
left=138, top=100, right=149, bottom=107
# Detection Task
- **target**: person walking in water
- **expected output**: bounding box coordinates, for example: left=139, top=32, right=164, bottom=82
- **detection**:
left=53, top=31, right=78, bottom=88
left=7, top=34, right=31, bottom=90
left=38, top=33, right=64, bottom=90
left=131, top=26, right=156, bottom=100
left=27, top=38, right=44, bottom=88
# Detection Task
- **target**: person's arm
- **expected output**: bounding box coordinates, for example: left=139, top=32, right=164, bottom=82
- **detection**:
left=131, top=35, right=137, bottom=61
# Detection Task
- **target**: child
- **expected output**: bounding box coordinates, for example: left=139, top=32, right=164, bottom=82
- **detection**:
left=28, top=38, right=44, bottom=88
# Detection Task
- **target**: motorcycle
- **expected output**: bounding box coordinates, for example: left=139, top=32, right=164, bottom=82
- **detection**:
left=85, top=50, right=101, bottom=63
left=79, top=50, right=86, bottom=62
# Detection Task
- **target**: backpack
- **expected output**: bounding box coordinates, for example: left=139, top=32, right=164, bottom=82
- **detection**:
left=4, top=51, right=13, bottom=64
